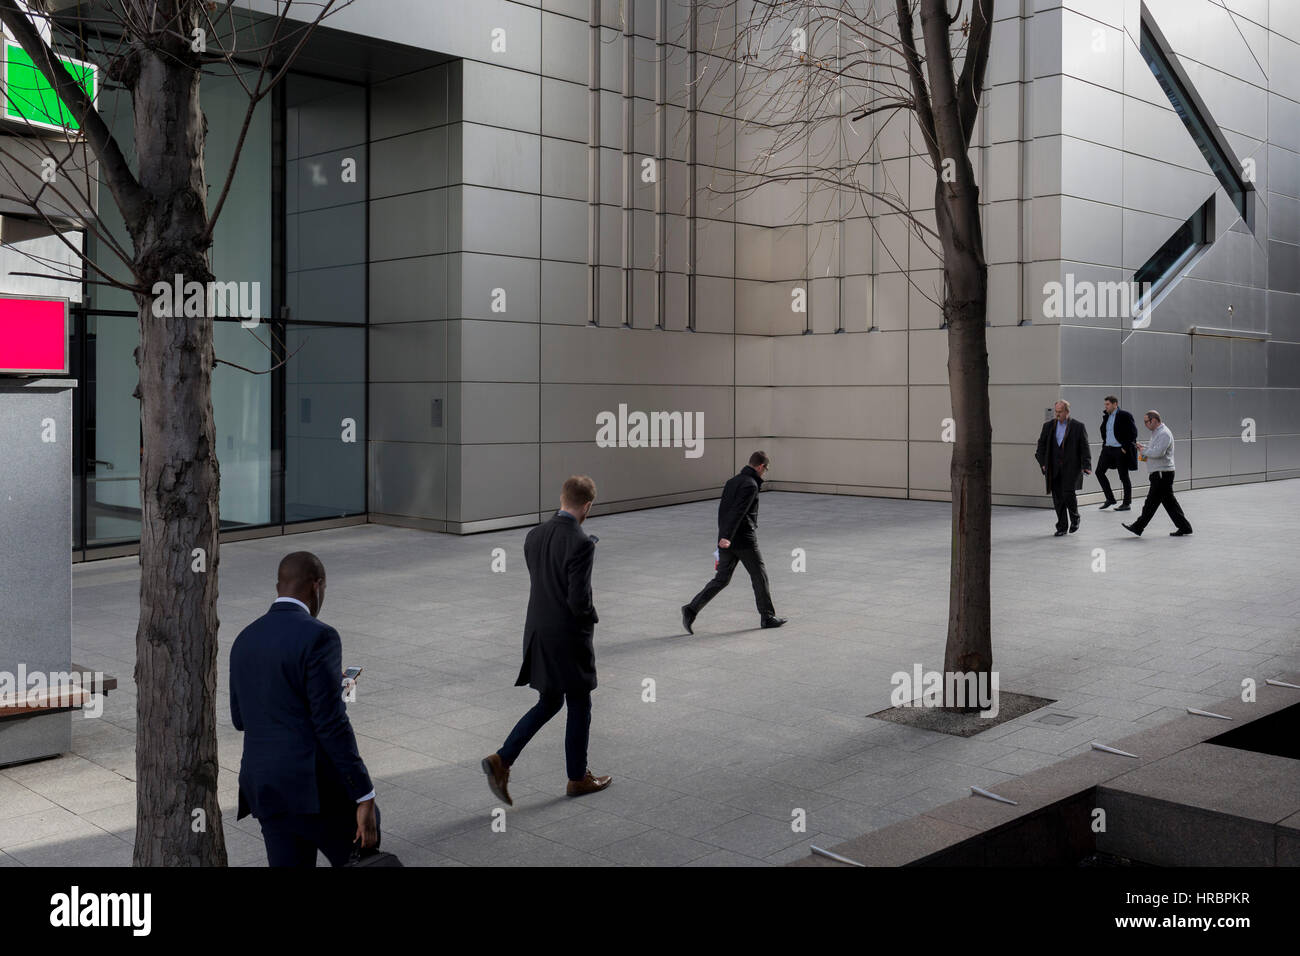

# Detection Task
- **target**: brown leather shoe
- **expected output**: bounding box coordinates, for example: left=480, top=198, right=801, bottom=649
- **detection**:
left=481, top=753, right=512, bottom=806
left=566, top=769, right=612, bottom=797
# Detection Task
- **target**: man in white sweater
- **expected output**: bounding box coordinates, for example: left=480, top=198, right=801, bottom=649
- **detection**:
left=1122, top=410, right=1193, bottom=537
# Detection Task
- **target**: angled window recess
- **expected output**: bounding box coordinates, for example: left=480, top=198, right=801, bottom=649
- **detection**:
left=1138, top=6, right=1254, bottom=227
left=1135, top=195, right=1214, bottom=304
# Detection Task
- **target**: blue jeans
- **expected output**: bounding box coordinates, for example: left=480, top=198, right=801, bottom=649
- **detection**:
left=499, top=690, right=591, bottom=782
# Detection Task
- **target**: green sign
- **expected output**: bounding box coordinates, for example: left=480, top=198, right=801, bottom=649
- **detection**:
left=3, top=41, right=97, bottom=131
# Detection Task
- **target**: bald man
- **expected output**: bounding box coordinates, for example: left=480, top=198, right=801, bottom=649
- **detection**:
left=1034, top=400, right=1092, bottom=536
left=229, top=551, right=380, bottom=866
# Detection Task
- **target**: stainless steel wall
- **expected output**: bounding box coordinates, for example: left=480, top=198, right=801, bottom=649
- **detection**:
left=0, top=380, right=72, bottom=765
left=1046, top=0, right=1300, bottom=493
left=358, top=0, right=1299, bottom=529
left=718, top=0, right=1068, bottom=504
left=366, top=2, right=745, bottom=532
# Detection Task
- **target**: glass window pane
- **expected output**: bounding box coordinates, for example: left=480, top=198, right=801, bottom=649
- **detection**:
left=86, top=86, right=138, bottom=315
left=213, top=321, right=272, bottom=527
left=206, top=74, right=272, bottom=308
left=285, top=324, right=365, bottom=521
left=70, top=315, right=83, bottom=551
left=85, top=314, right=140, bottom=547
left=286, top=74, right=367, bottom=326
left=88, top=74, right=272, bottom=316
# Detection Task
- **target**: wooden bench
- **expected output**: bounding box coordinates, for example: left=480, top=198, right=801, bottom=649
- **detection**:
left=0, top=665, right=117, bottom=720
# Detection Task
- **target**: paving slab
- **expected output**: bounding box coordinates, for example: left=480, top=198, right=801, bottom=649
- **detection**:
left=0, top=479, right=1293, bottom=866
left=1101, top=743, right=1300, bottom=824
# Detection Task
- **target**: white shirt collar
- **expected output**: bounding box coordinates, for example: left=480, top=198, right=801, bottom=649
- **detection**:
left=273, top=596, right=311, bottom=615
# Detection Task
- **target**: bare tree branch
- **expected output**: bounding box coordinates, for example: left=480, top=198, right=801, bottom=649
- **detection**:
left=214, top=329, right=308, bottom=375
left=895, top=0, right=942, bottom=167
left=203, top=0, right=354, bottom=241
left=955, top=0, right=993, bottom=145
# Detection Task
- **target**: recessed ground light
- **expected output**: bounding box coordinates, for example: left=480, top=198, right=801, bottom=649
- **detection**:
left=1035, top=713, right=1078, bottom=725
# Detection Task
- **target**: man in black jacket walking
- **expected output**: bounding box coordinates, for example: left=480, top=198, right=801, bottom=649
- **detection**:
left=1096, top=395, right=1138, bottom=511
left=1035, top=400, right=1093, bottom=536
left=682, top=450, right=787, bottom=633
left=482, top=475, right=611, bottom=805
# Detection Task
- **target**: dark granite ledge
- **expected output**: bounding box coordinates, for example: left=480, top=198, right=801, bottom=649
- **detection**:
left=793, top=672, right=1300, bottom=867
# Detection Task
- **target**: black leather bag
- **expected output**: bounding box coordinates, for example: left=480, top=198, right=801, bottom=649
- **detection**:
left=346, top=842, right=403, bottom=867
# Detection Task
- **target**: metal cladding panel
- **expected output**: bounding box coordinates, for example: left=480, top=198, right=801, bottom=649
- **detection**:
left=368, top=439, right=446, bottom=521
left=0, top=382, right=73, bottom=764
left=349, top=0, right=1300, bottom=521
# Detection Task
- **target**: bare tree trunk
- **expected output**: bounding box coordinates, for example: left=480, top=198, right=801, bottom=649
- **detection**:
left=127, top=27, right=226, bottom=867
left=0, top=0, right=342, bottom=866
left=942, top=248, right=992, bottom=692
left=912, top=0, right=996, bottom=706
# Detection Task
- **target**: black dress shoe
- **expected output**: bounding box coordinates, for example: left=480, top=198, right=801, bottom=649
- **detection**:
left=1122, top=522, right=1141, bottom=536
left=761, top=616, right=787, bottom=629
left=1069, top=522, right=1080, bottom=533
left=1054, top=529, right=1067, bottom=536
left=1115, top=504, right=1131, bottom=511
left=681, top=605, right=696, bottom=634
left=1170, top=529, right=1193, bottom=536
left=1099, top=501, right=1115, bottom=510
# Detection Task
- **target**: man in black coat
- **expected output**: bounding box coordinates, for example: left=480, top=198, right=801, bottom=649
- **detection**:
left=229, top=551, right=379, bottom=866
left=482, top=475, right=611, bottom=805
left=681, top=450, right=787, bottom=632
left=1096, top=395, right=1138, bottom=511
left=1034, top=400, right=1092, bottom=536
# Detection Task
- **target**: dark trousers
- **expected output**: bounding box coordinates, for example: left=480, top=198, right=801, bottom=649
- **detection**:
left=499, top=690, right=591, bottom=782
left=1095, top=446, right=1132, bottom=505
left=1050, top=473, right=1080, bottom=531
left=1131, top=471, right=1192, bottom=533
left=259, top=802, right=380, bottom=867
left=687, top=544, right=776, bottom=619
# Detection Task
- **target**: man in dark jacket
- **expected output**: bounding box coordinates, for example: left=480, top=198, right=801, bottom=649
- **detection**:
left=1096, top=395, right=1138, bottom=511
left=229, top=551, right=378, bottom=866
left=681, top=450, right=787, bottom=633
left=482, top=475, right=611, bottom=805
left=1035, top=400, right=1093, bottom=536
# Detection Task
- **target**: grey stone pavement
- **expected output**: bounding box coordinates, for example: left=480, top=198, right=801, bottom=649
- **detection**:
left=3, top=479, right=1298, bottom=866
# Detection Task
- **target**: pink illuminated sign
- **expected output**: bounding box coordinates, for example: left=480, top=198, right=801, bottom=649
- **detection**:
left=0, top=296, right=69, bottom=375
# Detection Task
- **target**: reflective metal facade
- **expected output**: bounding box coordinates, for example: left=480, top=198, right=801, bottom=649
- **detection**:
left=346, top=0, right=1299, bottom=529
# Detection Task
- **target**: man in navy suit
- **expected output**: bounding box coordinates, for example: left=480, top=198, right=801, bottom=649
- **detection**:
left=481, top=476, right=612, bottom=805
left=229, top=551, right=378, bottom=866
